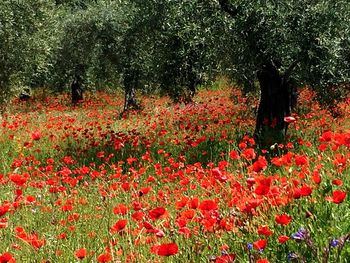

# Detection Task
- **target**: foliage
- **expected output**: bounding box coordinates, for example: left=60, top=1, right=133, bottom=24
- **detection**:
left=0, top=0, right=55, bottom=112
left=1, top=0, right=349, bottom=109
left=216, top=0, right=350, bottom=97
left=154, top=0, right=225, bottom=101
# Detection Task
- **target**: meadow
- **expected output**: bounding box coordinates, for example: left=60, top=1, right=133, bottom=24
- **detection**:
left=0, top=85, right=349, bottom=263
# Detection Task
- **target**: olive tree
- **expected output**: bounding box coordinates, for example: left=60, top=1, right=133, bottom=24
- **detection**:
left=50, top=0, right=157, bottom=111
left=0, top=0, right=55, bottom=112
left=215, top=0, right=350, bottom=143
left=155, top=0, right=226, bottom=103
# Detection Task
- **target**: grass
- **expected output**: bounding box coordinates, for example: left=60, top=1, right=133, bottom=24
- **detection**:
left=0, top=86, right=349, bottom=262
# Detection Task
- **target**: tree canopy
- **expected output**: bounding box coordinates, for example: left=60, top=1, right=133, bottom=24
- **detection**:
left=0, top=0, right=349, bottom=113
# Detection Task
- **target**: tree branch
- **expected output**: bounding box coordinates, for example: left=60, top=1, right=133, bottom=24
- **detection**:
left=218, top=0, right=239, bottom=18
left=283, top=58, right=301, bottom=80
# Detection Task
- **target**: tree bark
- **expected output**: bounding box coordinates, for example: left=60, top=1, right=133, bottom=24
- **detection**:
left=254, top=61, right=295, bottom=145
left=71, top=75, right=83, bottom=104
left=123, top=86, right=140, bottom=112
left=120, top=68, right=141, bottom=117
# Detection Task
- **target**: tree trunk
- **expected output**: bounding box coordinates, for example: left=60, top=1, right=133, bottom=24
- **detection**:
left=71, top=75, right=83, bottom=104
left=120, top=68, right=141, bottom=117
left=123, top=86, right=140, bottom=112
left=254, top=62, right=294, bottom=145
left=184, top=72, right=197, bottom=104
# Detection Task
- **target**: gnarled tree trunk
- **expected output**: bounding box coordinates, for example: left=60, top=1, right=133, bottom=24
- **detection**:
left=123, top=86, right=140, bottom=112
left=71, top=74, right=83, bottom=104
left=120, top=68, right=141, bottom=117
left=254, top=62, right=296, bottom=145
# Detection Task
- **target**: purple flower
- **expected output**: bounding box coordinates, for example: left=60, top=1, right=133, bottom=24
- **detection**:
left=288, top=252, right=299, bottom=261
left=291, top=227, right=307, bottom=241
left=331, top=239, right=339, bottom=247
left=247, top=243, right=253, bottom=250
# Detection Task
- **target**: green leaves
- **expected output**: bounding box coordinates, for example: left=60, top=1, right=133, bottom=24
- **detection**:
left=0, top=0, right=349, bottom=108
left=216, top=0, right=349, bottom=95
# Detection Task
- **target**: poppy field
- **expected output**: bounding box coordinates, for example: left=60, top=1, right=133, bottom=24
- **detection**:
left=0, top=86, right=350, bottom=263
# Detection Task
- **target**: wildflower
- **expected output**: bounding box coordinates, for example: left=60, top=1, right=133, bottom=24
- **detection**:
left=332, top=179, right=343, bottom=186
left=229, top=150, right=240, bottom=160
left=131, top=211, right=144, bottom=221
left=319, top=131, right=333, bottom=142
left=31, top=131, right=41, bottom=141
left=110, top=219, right=127, bottom=233
left=278, top=235, right=290, bottom=244
left=149, top=207, right=166, bottom=220
left=74, top=248, right=87, bottom=259
left=257, top=225, right=274, bottom=236
left=252, top=156, right=268, bottom=172
left=0, top=204, right=10, bottom=217
left=284, top=116, right=296, bottom=123
left=150, top=243, right=178, bottom=256
left=113, top=204, right=128, bottom=215
left=325, top=190, right=347, bottom=204
left=97, top=253, right=112, bottom=262
left=291, top=228, right=307, bottom=241
left=330, top=239, right=339, bottom=247
left=241, top=148, right=256, bottom=160
left=253, top=239, right=267, bottom=250
left=199, top=200, right=218, bottom=211
left=0, top=252, right=15, bottom=263
left=212, top=168, right=228, bottom=182
left=275, top=214, right=292, bottom=226
left=294, top=155, right=308, bottom=166
left=215, top=253, right=236, bottom=262
left=287, top=252, right=299, bottom=261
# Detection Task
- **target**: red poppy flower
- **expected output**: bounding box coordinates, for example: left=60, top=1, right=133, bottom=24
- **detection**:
left=275, top=214, right=292, bottom=226
left=294, top=184, right=312, bottom=198
left=278, top=235, right=290, bottom=244
left=189, top=198, right=199, bottom=209
left=151, top=243, right=178, bottom=256
left=229, top=150, right=240, bottom=160
left=31, top=131, right=41, bottom=141
left=149, top=207, right=166, bottom=220
left=257, top=225, right=273, bottom=236
left=131, top=211, right=144, bottom=221
left=113, top=204, right=128, bottom=215
left=0, top=252, right=15, bottom=263
left=252, top=156, right=268, bottom=172
left=74, top=248, right=87, bottom=259
left=241, top=148, right=256, bottom=160
left=332, top=179, right=343, bottom=186
left=97, top=253, right=112, bottom=263
left=253, top=239, right=267, bottom=250
left=254, top=176, right=272, bottom=195
left=139, top=187, right=152, bottom=195
left=312, top=173, right=321, bottom=184
left=199, top=200, right=218, bottom=211
left=212, top=168, right=228, bottom=182
left=325, top=190, right=347, bottom=204
left=215, top=253, right=236, bottom=262
left=295, top=155, right=308, bottom=166
left=110, top=219, right=127, bottom=233
left=256, top=259, right=270, bottom=263
left=0, top=204, right=10, bottom=217
left=319, top=131, right=333, bottom=142
left=143, top=221, right=156, bottom=232
left=9, top=174, right=28, bottom=186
